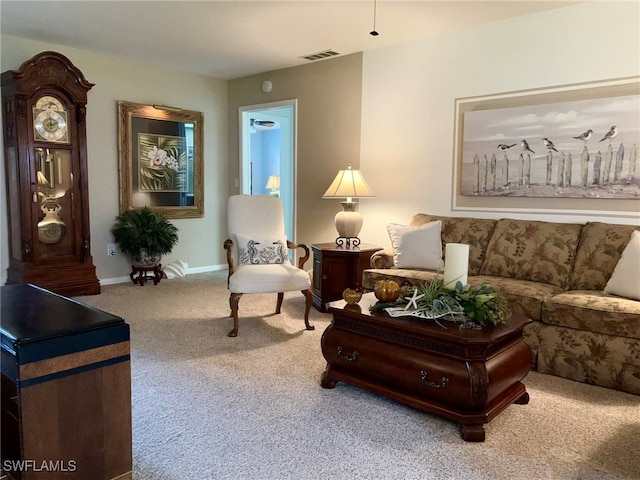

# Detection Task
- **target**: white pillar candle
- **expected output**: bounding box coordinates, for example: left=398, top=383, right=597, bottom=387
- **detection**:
left=443, top=243, right=470, bottom=289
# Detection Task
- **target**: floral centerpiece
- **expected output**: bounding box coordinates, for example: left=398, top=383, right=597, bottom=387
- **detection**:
left=370, top=277, right=510, bottom=328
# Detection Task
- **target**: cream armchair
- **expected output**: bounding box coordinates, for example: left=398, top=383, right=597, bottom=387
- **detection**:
left=223, top=195, right=314, bottom=337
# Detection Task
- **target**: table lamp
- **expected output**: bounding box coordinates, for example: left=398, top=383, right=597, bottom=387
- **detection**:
left=322, top=164, right=375, bottom=248
left=265, top=175, right=280, bottom=197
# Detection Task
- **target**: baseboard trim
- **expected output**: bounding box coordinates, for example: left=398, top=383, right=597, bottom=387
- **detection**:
left=99, top=264, right=227, bottom=286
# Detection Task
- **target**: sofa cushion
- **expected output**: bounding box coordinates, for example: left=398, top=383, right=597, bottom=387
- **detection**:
left=410, top=214, right=496, bottom=276
left=569, top=222, right=638, bottom=291
left=542, top=290, right=640, bottom=340
left=470, top=275, right=564, bottom=322
left=386, top=221, right=444, bottom=270
left=480, top=219, right=582, bottom=288
left=603, top=230, right=640, bottom=300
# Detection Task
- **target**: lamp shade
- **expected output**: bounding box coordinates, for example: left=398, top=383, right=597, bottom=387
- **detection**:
left=322, top=164, right=375, bottom=201
left=265, top=175, right=280, bottom=189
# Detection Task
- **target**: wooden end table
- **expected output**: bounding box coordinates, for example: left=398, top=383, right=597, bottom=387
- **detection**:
left=311, top=243, right=382, bottom=312
left=321, top=293, right=532, bottom=442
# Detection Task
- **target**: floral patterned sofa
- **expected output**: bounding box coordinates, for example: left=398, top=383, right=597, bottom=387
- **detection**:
left=362, top=214, right=640, bottom=395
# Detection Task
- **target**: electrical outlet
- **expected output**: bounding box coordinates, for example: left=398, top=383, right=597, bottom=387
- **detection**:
left=107, top=243, right=117, bottom=257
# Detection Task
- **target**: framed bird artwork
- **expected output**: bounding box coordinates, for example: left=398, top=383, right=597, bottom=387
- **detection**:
left=452, top=76, right=640, bottom=213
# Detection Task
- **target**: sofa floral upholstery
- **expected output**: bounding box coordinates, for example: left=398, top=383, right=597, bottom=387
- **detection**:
left=568, top=222, right=636, bottom=290
left=481, top=220, right=582, bottom=288
left=363, top=214, right=640, bottom=395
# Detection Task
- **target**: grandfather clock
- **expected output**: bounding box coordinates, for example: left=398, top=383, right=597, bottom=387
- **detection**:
left=2, top=51, right=100, bottom=295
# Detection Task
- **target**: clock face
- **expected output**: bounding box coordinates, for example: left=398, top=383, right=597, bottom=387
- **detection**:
left=35, top=95, right=64, bottom=111
left=33, top=95, right=69, bottom=143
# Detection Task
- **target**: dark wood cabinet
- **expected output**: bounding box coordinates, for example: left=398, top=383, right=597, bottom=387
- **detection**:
left=1, top=51, right=99, bottom=296
left=311, top=243, right=381, bottom=312
left=0, top=284, right=132, bottom=480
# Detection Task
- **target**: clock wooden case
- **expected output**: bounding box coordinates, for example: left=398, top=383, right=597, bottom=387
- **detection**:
left=2, top=51, right=100, bottom=295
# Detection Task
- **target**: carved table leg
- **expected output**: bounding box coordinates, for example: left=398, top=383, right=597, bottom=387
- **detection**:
left=321, top=368, right=337, bottom=389
left=460, top=423, right=486, bottom=442
left=152, top=264, right=162, bottom=285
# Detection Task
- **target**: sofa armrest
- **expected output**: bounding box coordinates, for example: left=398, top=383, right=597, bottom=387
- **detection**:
left=370, top=249, right=394, bottom=269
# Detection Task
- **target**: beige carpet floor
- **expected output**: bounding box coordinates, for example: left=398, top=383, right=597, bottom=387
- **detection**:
left=77, top=271, right=640, bottom=480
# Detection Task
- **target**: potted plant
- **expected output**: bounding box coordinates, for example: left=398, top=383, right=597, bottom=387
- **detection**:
left=111, top=206, right=179, bottom=267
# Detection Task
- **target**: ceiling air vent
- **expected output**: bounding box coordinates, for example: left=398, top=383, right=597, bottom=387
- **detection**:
left=300, top=50, right=341, bottom=61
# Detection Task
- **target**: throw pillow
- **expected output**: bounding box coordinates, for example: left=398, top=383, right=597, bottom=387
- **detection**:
left=604, top=230, right=640, bottom=300
left=236, top=234, right=290, bottom=265
left=386, top=221, right=444, bottom=270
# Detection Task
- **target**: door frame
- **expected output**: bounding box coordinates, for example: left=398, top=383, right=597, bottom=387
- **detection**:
left=239, top=99, right=298, bottom=242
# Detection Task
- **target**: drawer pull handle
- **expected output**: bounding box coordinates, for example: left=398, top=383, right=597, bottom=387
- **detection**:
left=337, top=346, right=359, bottom=362
left=420, top=370, right=449, bottom=389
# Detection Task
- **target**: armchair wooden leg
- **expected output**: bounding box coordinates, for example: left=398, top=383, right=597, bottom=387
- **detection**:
left=229, top=293, right=242, bottom=337
left=276, top=292, right=284, bottom=314
left=302, top=289, right=314, bottom=331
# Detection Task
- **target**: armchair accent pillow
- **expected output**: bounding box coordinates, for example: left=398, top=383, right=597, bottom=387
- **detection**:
left=236, top=234, right=290, bottom=265
left=386, top=221, right=444, bottom=270
left=604, top=230, right=640, bottom=300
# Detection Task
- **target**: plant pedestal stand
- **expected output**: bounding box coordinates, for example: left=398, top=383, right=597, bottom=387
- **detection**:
left=130, top=264, right=163, bottom=286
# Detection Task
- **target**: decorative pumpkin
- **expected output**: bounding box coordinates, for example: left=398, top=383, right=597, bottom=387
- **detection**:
left=374, top=279, right=400, bottom=302
left=343, top=286, right=363, bottom=305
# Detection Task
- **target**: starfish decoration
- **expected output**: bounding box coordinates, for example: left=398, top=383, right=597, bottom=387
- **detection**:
left=404, top=288, right=425, bottom=311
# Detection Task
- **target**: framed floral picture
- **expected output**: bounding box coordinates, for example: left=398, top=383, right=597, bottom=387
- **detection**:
left=117, top=101, right=204, bottom=218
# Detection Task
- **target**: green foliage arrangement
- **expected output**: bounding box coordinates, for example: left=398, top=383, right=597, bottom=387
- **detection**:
left=111, top=206, right=179, bottom=258
left=370, top=277, right=510, bottom=328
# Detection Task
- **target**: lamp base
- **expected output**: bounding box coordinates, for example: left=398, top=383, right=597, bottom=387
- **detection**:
left=334, top=202, right=363, bottom=249
left=335, top=236, right=361, bottom=249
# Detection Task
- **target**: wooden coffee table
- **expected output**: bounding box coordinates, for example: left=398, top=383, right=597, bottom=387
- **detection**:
left=321, top=293, right=532, bottom=442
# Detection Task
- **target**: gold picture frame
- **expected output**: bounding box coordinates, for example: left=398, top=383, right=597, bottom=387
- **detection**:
left=117, top=100, right=204, bottom=218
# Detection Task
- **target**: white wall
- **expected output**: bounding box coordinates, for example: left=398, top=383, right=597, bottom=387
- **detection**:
left=1, top=35, right=228, bottom=285
left=359, top=2, right=640, bottom=251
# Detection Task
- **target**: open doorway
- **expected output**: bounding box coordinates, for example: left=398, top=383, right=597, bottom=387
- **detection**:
left=239, top=100, right=296, bottom=242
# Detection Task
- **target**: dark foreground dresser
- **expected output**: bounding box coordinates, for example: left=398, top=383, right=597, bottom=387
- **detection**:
left=1, top=284, right=132, bottom=480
